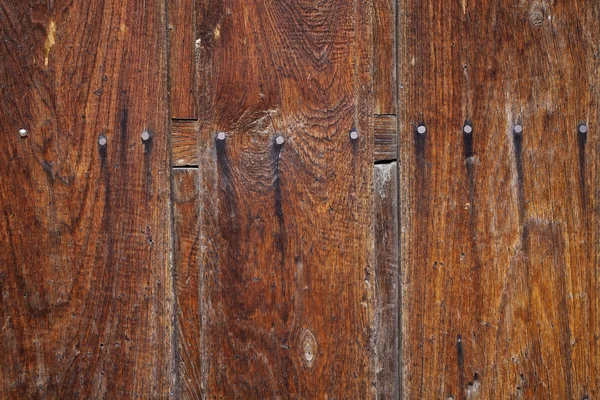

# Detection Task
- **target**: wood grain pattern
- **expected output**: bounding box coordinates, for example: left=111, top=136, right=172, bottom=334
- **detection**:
left=173, top=168, right=202, bottom=399
left=195, top=0, right=375, bottom=397
left=0, top=2, right=173, bottom=398
left=374, top=162, right=399, bottom=399
left=399, top=1, right=599, bottom=398
left=173, top=117, right=397, bottom=165
left=169, top=0, right=197, bottom=119
left=374, top=0, right=396, bottom=115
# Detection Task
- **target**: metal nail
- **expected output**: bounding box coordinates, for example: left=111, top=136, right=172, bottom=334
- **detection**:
left=579, top=124, right=588, bottom=134
left=514, top=124, right=523, bottom=134
left=98, top=136, right=107, bottom=146
left=417, top=125, right=426, bottom=135
left=349, top=130, right=359, bottom=140
left=216, top=132, right=226, bottom=141
left=463, top=124, right=473, bottom=134
left=19, top=128, right=28, bottom=138
left=275, top=135, right=285, bottom=145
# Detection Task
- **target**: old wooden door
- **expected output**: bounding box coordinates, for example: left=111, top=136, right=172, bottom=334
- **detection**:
left=0, top=0, right=598, bottom=399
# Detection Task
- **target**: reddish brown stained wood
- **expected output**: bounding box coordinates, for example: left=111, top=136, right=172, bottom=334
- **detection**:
left=195, top=0, right=375, bottom=398
left=373, top=0, right=396, bottom=114
left=399, top=1, right=599, bottom=399
left=0, top=2, right=173, bottom=398
left=374, top=162, right=399, bottom=399
left=172, top=119, right=199, bottom=166
left=169, top=0, right=197, bottom=119
left=173, top=168, right=202, bottom=399
left=173, top=117, right=397, bottom=165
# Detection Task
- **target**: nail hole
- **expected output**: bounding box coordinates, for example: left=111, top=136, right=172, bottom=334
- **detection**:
left=19, top=128, right=28, bottom=138
left=417, top=125, right=427, bottom=135
left=216, top=132, right=226, bottom=141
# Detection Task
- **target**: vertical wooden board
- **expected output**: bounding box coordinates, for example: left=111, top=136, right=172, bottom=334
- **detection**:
left=399, top=1, right=599, bottom=399
left=0, top=2, right=173, bottom=398
left=169, top=0, right=197, bottom=119
left=374, top=162, right=399, bottom=399
left=196, top=0, right=374, bottom=398
left=373, top=0, right=396, bottom=114
left=173, top=168, right=202, bottom=399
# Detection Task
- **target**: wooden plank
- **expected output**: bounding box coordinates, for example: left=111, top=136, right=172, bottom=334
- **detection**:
left=173, top=116, right=397, bottom=165
left=172, top=169, right=202, bottom=399
left=195, top=1, right=375, bottom=397
left=0, top=2, right=173, bottom=398
left=374, top=114, right=397, bottom=161
left=172, top=119, right=199, bottom=166
left=169, top=0, right=197, bottom=119
left=374, top=162, right=399, bottom=398
left=373, top=0, right=396, bottom=114
left=399, top=1, right=599, bottom=399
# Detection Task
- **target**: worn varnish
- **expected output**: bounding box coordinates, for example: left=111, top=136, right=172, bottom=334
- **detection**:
left=399, top=1, right=599, bottom=399
left=374, top=162, right=399, bottom=399
left=194, top=0, right=375, bottom=397
left=173, top=169, right=202, bottom=399
left=0, top=1, right=173, bottom=398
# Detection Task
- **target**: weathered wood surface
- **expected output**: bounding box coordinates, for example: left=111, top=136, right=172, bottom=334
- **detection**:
left=399, top=1, right=599, bottom=399
left=194, top=0, right=375, bottom=397
left=374, top=162, right=399, bottom=399
left=173, top=168, right=202, bottom=399
left=169, top=0, right=197, bottom=119
left=0, top=1, right=173, bottom=398
left=173, top=117, right=397, bottom=166
left=374, top=0, right=396, bottom=115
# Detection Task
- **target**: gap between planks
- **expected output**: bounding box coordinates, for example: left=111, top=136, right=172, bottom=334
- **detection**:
left=171, top=115, right=398, bottom=167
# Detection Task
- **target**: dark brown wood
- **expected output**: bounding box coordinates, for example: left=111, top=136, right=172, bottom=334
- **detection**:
left=0, top=2, right=173, bottom=398
left=374, top=162, right=399, bottom=398
left=373, top=0, right=396, bottom=114
left=195, top=0, right=375, bottom=397
left=173, top=117, right=397, bottom=165
left=173, top=168, right=202, bottom=399
left=169, top=0, right=197, bottom=119
left=399, top=1, right=599, bottom=399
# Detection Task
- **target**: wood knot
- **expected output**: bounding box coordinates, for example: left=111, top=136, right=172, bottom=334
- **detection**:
left=300, top=329, right=317, bottom=368
left=528, top=4, right=545, bottom=28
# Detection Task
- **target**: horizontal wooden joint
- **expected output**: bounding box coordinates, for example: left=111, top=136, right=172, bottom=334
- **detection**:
left=171, top=115, right=397, bottom=167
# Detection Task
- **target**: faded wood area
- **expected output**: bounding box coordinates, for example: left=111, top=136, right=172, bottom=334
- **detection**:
left=399, top=1, right=599, bottom=399
left=192, top=0, right=376, bottom=397
left=0, top=1, right=173, bottom=398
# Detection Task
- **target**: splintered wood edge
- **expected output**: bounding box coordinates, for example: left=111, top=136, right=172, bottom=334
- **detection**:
left=171, top=115, right=398, bottom=167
